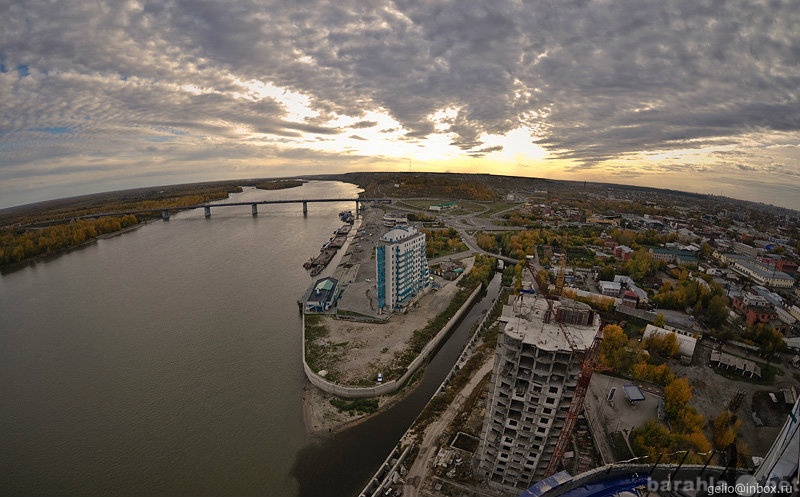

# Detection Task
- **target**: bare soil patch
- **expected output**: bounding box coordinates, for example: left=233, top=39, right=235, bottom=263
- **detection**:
left=314, top=256, right=474, bottom=386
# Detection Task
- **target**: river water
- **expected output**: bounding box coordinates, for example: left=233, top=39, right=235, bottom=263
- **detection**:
left=0, top=180, right=500, bottom=497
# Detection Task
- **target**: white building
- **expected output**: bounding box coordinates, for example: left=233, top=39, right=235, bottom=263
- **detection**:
left=790, top=305, right=800, bottom=322
left=614, top=275, right=649, bottom=304
left=598, top=280, right=621, bottom=296
left=727, top=255, right=795, bottom=289
left=382, top=211, right=408, bottom=227
left=642, top=324, right=698, bottom=359
left=476, top=296, right=600, bottom=490
left=376, top=226, right=430, bottom=310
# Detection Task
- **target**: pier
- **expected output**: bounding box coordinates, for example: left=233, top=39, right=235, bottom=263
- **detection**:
left=303, top=224, right=354, bottom=276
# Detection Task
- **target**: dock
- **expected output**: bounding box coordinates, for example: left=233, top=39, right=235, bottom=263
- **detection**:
left=303, top=224, right=353, bottom=275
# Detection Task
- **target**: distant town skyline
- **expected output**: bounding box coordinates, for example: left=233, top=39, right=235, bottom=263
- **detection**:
left=2, top=1, right=799, bottom=210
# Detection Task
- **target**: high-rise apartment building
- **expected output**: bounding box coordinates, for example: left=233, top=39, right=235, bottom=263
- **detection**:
left=376, top=225, right=430, bottom=310
left=476, top=295, right=599, bottom=491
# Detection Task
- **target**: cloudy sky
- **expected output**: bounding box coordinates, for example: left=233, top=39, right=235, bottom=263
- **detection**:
left=2, top=0, right=800, bottom=210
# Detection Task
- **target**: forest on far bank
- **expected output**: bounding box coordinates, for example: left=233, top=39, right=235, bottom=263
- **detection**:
left=0, top=179, right=309, bottom=269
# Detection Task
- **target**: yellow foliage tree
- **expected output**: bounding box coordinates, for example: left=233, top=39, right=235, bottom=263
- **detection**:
left=712, top=410, right=742, bottom=450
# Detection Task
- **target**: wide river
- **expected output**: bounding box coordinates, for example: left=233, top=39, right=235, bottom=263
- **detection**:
left=0, top=181, right=500, bottom=497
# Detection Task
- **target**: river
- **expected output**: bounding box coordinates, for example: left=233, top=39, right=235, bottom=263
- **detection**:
left=0, top=180, right=500, bottom=497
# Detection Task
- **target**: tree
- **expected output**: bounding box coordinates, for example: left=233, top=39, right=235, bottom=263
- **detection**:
left=630, top=419, right=674, bottom=458
left=622, top=249, right=659, bottom=281
left=664, top=378, right=693, bottom=419
left=712, top=410, right=742, bottom=450
left=598, top=325, right=641, bottom=373
left=743, top=324, right=787, bottom=356
left=598, top=265, right=615, bottom=282
left=644, top=332, right=679, bottom=358
left=653, top=314, right=666, bottom=327
left=664, top=378, right=706, bottom=433
left=704, top=295, right=730, bottom=330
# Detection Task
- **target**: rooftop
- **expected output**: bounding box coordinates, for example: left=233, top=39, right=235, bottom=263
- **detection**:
left=500, top=296, right=599, bottom=352
left=379, top=225, right=421, bottom=243
left=734, top=258, right=794, bottom=280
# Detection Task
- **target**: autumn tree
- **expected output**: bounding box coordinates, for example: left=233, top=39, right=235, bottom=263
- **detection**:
left=664, top=378, right=693, bottom=418
left=643, top=332, right=679, bottom=358
left=712, top=410, right=742, bottom=450
left=741, top=324, right=786, bottom=357
left=598, top=325, right=642, bottom=373
left=664, top=378, right=706, bottom=433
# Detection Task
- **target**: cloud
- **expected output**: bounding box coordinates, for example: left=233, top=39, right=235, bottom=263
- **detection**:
left=350, top=120, right=378, bottom=129
left=1, top=0, right=800, bottom=208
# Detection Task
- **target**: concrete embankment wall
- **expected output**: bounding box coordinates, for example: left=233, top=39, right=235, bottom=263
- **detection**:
left=436, top=285, right=507, bottom=395
left=302, top=284, right=483, bottom=399
left=357, top=445, right=412, bottom=497
left=356, top=281, right=508, bottom=497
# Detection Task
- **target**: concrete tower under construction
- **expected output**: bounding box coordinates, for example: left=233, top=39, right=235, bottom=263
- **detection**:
left=475, top=294, right=600, bottom=491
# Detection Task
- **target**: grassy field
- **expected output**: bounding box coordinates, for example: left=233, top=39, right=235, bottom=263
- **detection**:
left=474, top=202, right=521, bottom=218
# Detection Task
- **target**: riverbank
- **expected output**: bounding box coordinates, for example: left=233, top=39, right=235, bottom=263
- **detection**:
left=0, top=219, right=155, bottom=275
left=302, top=377, right=420, bottom=436
left=302, top=258, right=481, bottom=435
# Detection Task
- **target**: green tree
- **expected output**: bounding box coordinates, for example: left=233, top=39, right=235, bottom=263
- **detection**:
left=598, top=265, right=615, bottom=282
left=704, top=295, right=730, bottom=330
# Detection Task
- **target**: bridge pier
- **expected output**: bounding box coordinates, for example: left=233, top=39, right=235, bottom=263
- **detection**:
left=204, top=206, right=211, bottom=218
left=251, top=204, right=258, bottom=216
left=302, top=201, right=308, bottom=217
left=161, top=209, right=170, bottom=220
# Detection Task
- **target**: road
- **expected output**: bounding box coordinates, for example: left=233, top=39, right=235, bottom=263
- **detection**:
left=403, top=356, right=495, bottom=497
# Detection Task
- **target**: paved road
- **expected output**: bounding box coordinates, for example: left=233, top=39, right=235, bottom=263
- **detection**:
left=403, top=356, right=495, bottom=497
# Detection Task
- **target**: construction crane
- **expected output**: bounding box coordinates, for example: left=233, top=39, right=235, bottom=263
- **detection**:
left=543, top=322, right=604, bottom=477
left=526, top=237, right=605, bottom=478
left=554, top=232, right=568, bottom=297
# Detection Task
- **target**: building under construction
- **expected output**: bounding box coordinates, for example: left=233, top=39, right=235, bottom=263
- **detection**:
left=475, top=294, right=601, bottom=492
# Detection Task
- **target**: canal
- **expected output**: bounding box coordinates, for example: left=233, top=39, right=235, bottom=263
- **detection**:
left=294, top=274, right=502, bottom=497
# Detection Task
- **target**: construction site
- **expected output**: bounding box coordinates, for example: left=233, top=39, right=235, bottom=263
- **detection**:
left=386, top=243, right=799, bottom=497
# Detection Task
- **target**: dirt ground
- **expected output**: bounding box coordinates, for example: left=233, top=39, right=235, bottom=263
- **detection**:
left=670, top=342, right=794, bottom=458
left=302, top=381, right=398, bottom=435
left=584, top=343, right=797, bottom=463
left=303, top=231, right=476, bottom=436
left=317, top=255, right=475, bottom=386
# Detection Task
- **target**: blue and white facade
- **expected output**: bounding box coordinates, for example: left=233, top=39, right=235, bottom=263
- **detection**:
left=376, top=226, right=430, bottom=310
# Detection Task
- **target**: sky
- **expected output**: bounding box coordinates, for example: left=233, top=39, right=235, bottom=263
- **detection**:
left=2, top=0, right=800, bottom=210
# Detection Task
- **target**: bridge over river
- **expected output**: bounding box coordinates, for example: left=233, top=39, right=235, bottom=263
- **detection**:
left=27, top=198, right=391, bottom=226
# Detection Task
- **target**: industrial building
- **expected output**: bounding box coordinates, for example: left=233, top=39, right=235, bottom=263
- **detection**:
left=475, top=294, right=600, bottom=491
left=375, top=225, right=430, bottom=311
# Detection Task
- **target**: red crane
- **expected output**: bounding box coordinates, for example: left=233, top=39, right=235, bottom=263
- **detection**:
left=542, top=322, right=604, bottom=477
left=525, top=255, right=604, bottom=478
